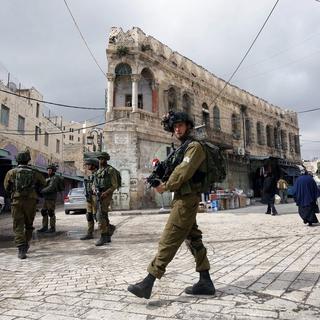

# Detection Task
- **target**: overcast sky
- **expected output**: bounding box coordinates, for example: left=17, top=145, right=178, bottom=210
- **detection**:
left=0, top=0, right=319, bottom=159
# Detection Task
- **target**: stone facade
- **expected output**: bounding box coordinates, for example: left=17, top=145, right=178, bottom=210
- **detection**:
left=104, top=27, right=301, bottom=210
left=0, top=82, right=63, bottom=167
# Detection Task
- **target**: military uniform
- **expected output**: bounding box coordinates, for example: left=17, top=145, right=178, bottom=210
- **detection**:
left=128, top=111, right=215, bottom=299
left=4, top=152, right=46, bottom=259
left=81, top=158, right=99, bottom=240
left=93, top=160, right=118, bottom=245
left=39, top=169, right=61, bottom=233
left=147, top=141, right=210, bottom=278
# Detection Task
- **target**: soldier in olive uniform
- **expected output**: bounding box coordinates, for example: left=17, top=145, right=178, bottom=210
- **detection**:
left=93, top=152, right=117, bottom=246
left=128, top=112, right=215, bottom=299
left=81, top=157, right=99, bottom=240
left=4, top=151, right=46, bottom=259
left=38, top=164, right=61, bottom=233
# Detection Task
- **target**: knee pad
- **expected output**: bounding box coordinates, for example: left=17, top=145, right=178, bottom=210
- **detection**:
left=48, top=209, right=55, bottom=217
left=41, top=209, right=48, bottom=217
left=86, top=212, right=94, bottom=222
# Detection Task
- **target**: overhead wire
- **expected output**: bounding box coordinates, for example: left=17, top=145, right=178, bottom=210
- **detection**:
left=63, top=0, right=107, bottom=78
left=208, top=0, right=280, bottom=108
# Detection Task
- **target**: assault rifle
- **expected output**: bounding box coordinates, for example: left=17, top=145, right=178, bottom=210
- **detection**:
left=146, top=140, right=191, bottom=188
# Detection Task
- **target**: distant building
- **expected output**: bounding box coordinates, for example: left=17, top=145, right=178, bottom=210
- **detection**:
left=0, top=80, right=82, bottom=200
left=103, top=27, right=301, bottom=210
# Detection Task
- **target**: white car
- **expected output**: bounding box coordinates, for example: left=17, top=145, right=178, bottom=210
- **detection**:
left=64, top=188, right=87, bottom=214
left=0, top=196, right=4, bottom=214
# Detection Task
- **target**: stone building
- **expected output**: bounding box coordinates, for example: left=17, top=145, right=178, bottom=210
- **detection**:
left=104, top=27, right=301, bottom=210
left=0, top=81, right=82, bottom=199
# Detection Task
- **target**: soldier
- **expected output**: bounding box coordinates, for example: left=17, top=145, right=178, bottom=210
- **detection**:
left=81, top=157, right=99, bottom=240
left=4, top=150, right=46, bottom=259
left=38, top=164, right=61, bottom=233
left=128, top=111, right=215, bottom=299
left=93, top=152, right=117, bottom=246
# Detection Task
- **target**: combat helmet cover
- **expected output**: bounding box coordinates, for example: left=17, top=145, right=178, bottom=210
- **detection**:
left=161, top=111, right=195, bottom=133
left=15, top=150, right=31, bottom=163
left=97, top=152, right=110, bottom=160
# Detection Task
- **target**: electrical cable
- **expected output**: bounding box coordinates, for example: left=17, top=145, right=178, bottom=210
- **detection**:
left=63, top=0, right=107, bottom=78
left=208, top=0, right=280, bottom=108
left=0, top=88, right=104, bottom=110
left=0, top=117, right=125, bottom=136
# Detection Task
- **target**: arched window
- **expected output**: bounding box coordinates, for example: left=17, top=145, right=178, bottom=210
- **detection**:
left=168, top=87, right=177, bottom=111
left=182, top=93, right=192, bottom=115
left=213, top=106, right=221, bottom=130
left=139, top=68, right=154, bottom=112
left=114, top=63, right=132, bottom=107
left=281, top=129, right=287, bottom=150
left=202, top=103, right=210, bottom=127
left=231, top=113, right=240, bottom=139
left=115, top=63, right=132, bottom=76
left=274, top=127, right=280, bottom=149
left=245, top=118, right=253, bottom=146
left=266, top=125, right=273, bottom=147
left=257, top=122, right=263, bottom=145
left=289, top=132, right=294, bottom=152
left=294, top=135, right=300, bottom=154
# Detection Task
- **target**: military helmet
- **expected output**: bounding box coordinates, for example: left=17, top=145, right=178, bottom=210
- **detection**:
left=97, top=152, right=110, bottom=160
left=15, top=151, right=31, bottom=163
left=162, top=111, right=194, bottom=132
left=84, top=158, right=99, bottom=168
left=47, top=164, right=57, bottom=171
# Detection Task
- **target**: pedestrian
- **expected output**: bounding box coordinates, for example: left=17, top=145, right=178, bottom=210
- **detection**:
left=128, top=111, right=215, bottom=299
left=93, top=152, right=117, bottom=246
left=81, top=157, right=99, bottom=240
left=292, top=171, right=319, bottom=226
left=38, top=164, right=62, bottom=233
left=262, top=170, right=278, bottom=215
left=277, top=176, right=288, bottom=204
left=4, top=150, right=46, bottom=259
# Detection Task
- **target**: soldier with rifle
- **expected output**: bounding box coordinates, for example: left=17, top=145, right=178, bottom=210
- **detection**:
left=4, top=150, right=46, bottom=259
left=81, top=157, right=99, bottom=240
left=93, top=152, right=117, bottom=246
left=128, top=111, right=215, bottom=299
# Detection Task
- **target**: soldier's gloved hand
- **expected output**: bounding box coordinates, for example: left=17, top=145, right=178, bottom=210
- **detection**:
left=93, top=214, right=97, bottom=222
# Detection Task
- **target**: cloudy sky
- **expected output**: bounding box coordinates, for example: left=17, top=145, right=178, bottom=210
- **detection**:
left=0, top=0, right=319, bottom=159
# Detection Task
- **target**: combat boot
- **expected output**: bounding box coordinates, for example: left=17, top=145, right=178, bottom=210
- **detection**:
left=25, top=242, right=30, bottom=253
left=80, top=234, right=93, bottom=240
left=37, top=226, right=48, bottom=233
left=17, top=245, right=27, bottom=259
left=45, top=228, right=56, bottom=233
left=95, top=233, right=109, bottom=246
left=127, top=274, right=156, bottom=299
left=185, top=270, right=215, bottom=295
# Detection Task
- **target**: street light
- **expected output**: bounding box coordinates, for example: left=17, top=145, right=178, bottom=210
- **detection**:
left=86, top=128, right=103, bottom=152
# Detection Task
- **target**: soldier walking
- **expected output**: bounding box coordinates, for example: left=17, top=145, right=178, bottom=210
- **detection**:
left=4, top=150, right=46, bottom=259
left=128, top=112, right=215, bottom=299
left=93, top=152, right=117, bottom=246
left=81, top=157, right=99, bottom=240
left=38, top=164, right=62, bottom=233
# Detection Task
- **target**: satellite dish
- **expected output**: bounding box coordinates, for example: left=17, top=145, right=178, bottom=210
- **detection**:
left=8, top=82, right=17, bottom=92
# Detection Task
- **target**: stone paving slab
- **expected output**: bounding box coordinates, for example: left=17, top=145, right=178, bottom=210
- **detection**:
left=0, top=203, right=320, bottom=319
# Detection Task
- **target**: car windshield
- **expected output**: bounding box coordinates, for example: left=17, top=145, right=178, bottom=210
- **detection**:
left=70, top=189, right=84, bottom=196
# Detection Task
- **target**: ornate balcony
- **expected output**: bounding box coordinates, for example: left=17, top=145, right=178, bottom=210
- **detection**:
left=194, top=125, right=233, bottom=149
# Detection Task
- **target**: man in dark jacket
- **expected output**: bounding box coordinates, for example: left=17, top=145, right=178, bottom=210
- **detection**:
left=262, top=171, right=278, bottom=215
left=292, top=171, right=319, bottom=226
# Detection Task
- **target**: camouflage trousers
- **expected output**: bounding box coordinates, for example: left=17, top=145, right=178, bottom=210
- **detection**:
left=41, top=199, right=56, bottom=229
left=11, top=198, right=37, bottom=247
left=148, top=193, right=210, bottom=279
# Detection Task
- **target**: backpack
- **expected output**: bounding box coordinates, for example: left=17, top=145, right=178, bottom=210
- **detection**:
left=15, top=167, right=34, bottom=193
left=57, top=176, right=64, bottom=192
left=108, top=165, right=122, bottom=190
left=198, top=141, right=227, bottom=192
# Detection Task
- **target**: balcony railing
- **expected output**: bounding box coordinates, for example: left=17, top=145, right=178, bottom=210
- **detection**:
left=195, top=125, right=233, bottom=149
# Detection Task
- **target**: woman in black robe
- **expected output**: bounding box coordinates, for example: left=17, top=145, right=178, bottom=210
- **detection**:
left=262, top=171, right=278, bottom=215
left=292, top=172, right=319, bottom=226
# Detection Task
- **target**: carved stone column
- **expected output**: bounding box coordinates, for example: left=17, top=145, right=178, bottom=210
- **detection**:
left=106, top=73, right=115, bottom=113
left=131, top=74, right=140, bottom=112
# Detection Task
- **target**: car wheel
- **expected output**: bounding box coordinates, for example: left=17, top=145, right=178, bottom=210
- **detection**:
left=65, top=210, right=70, bottom=215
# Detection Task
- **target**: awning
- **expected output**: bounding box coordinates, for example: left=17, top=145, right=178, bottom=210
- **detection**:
left=31, top=165, right=84, bottom=182
left=281, top=166, right=301, bottom=177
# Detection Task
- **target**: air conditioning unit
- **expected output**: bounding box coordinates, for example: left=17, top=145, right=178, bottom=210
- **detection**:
left=237, top=147, right=245, bottom=156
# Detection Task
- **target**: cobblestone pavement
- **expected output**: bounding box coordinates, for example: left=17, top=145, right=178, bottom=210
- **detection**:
left=0, top=203, right=320, bottom=319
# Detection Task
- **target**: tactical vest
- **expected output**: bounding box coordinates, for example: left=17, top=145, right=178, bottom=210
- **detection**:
left=84, top=174, right=95, bottom=199
left=14, top=166, right=35, bottom=195
left=94, top=167, right=112, bottom=191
